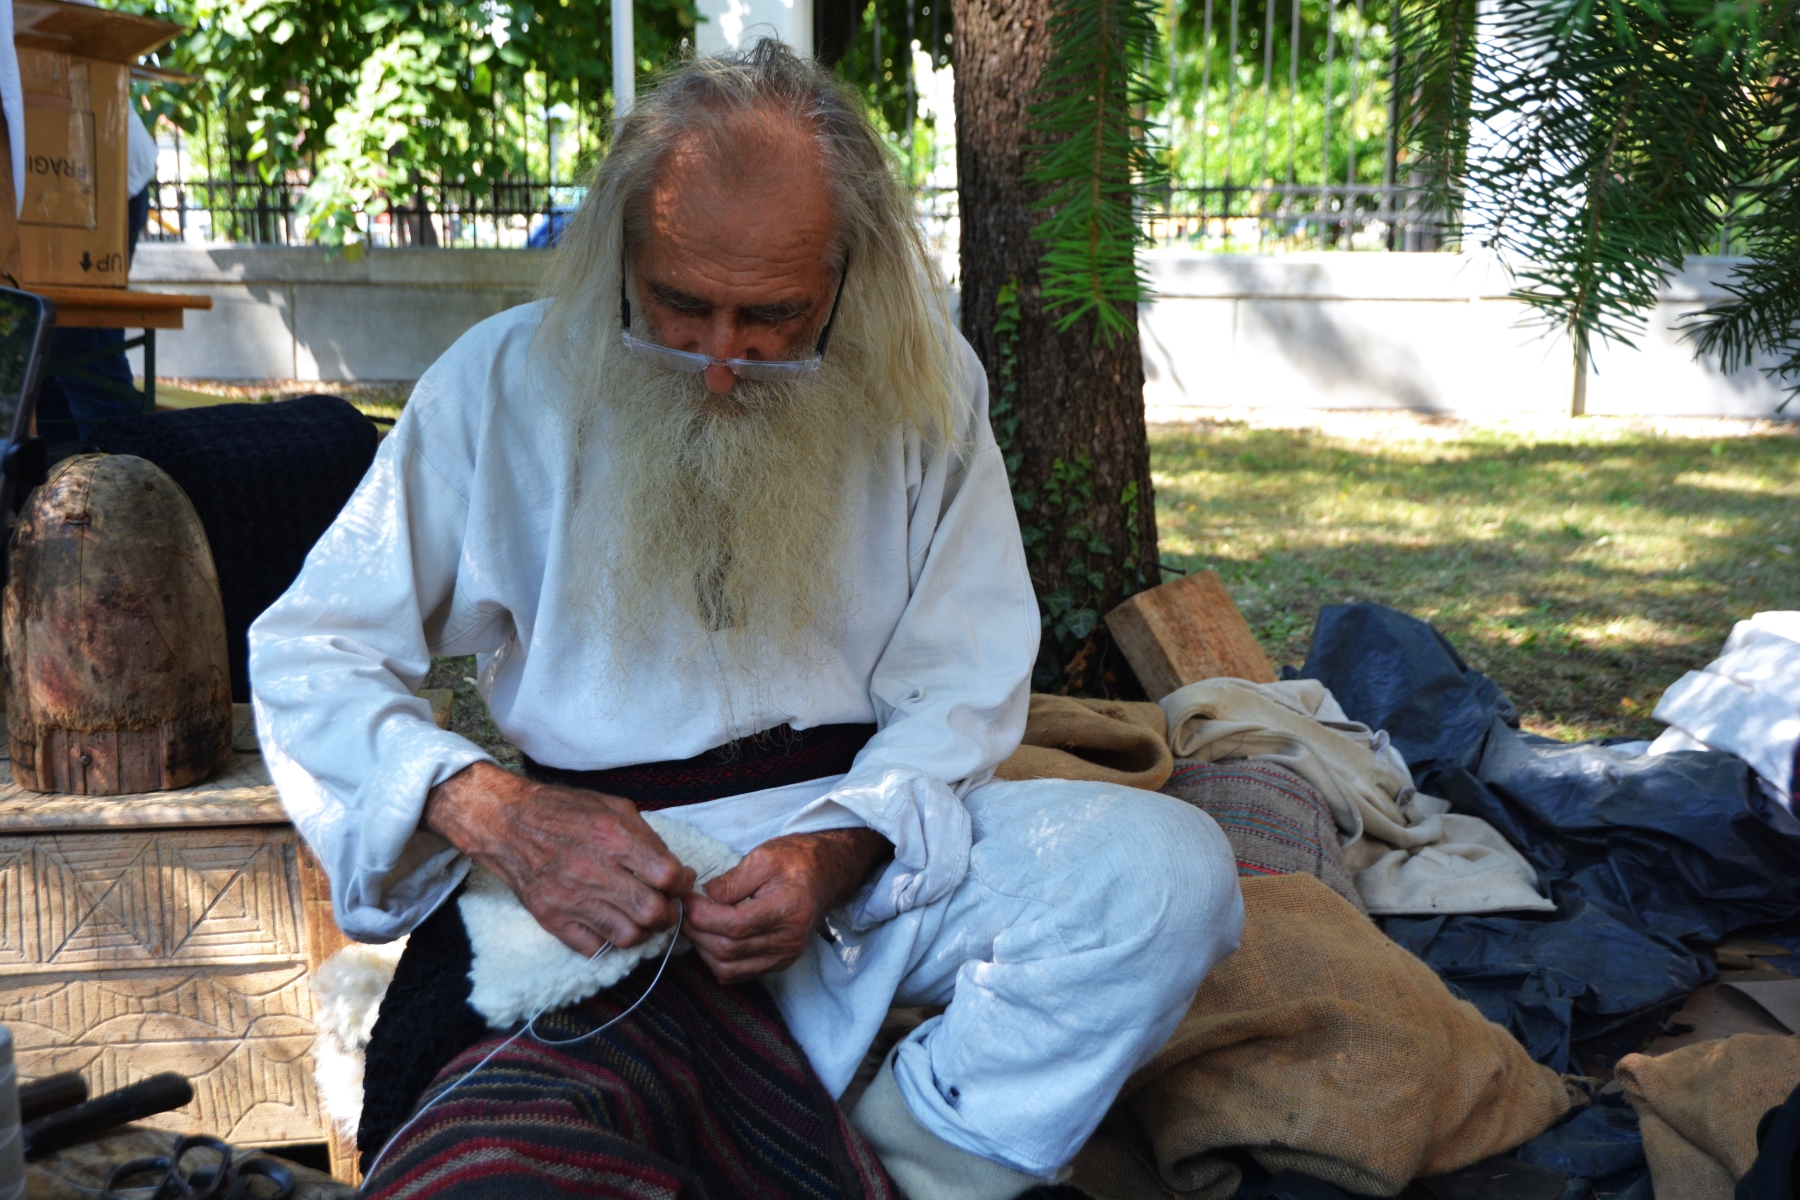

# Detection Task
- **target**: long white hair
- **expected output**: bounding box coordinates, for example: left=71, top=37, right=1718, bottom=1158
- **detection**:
left=535, top=40, right=958, bottom=667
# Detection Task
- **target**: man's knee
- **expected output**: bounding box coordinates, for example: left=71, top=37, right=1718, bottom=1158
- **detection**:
left=967, top=779, right=1244, bottom=989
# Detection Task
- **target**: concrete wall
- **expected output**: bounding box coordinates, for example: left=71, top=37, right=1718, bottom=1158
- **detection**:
left=125, top=245, right=548, bottom=383
left=1140, top=251, right=1795, bottom=419
left=126, top=243, right=1794, bottom=418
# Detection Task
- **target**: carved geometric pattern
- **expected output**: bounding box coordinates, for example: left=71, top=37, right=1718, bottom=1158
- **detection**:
left=0, top=847, right=26, bottom=967
left=17, top=1034, right=325, bottom=1147
left=0, top=829, right=302, bottom=973
left=0, top=967, right=315, bottom=1047
left=0, top=823, right=331, bottom=1148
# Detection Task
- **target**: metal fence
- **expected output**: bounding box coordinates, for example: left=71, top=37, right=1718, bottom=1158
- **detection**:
left=145, top=176, right=588, bottom=249
left=1144, top=184, right=1452, bottom=252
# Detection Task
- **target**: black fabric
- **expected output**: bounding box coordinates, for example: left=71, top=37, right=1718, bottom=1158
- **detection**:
left=522, top=722, right=877, bottom=809
left=1739, top=1082, right=1800, bottom=1200
left=356, top=888, right=489, bottom=1175
left=84, top=395, right=379, bottom=700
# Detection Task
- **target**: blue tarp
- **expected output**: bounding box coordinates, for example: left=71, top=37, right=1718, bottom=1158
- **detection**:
left=1241, top=602, right=1800, bottom=1199
left=1277, top=599, right=1800, bottom=1200
left=1295, top=602, right=1800, bottom=1075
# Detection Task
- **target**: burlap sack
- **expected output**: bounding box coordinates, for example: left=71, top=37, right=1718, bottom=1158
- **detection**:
left=993, top=695, right=1173, bottom=791
left=1616, top=1033, right=1800, bottom=1200
left=1072, top=874, right=1581, bottom=1200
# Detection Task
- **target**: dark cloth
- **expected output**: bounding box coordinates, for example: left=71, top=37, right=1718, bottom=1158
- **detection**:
left=357, top=886, right=491, bottom=1175
left=1739, top=1082, right=1800, bottom=1200
left=84, top=395, right=379, bottom=700
left=1160, top=759, right=1363, bottom=911
left=522, top=722, right=875, bottom=810
left=36, top=183, right=153, bottom=441
left=359, top=720, right=883, bottom=1188
left=1294, top=602, right=1800, bottom=1076
left=359, top=954, right=902, bottom=1200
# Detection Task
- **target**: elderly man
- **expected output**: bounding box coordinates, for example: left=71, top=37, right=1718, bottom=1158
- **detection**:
left=251, top=41, right=1242, bottom=1200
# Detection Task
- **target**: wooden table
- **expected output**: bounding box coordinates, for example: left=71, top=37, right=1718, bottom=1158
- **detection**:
left=29, top=287, right=214, bottom=414
left=0, top=737, right=357, bottom=1179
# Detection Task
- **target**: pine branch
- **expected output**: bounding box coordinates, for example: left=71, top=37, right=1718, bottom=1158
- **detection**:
left=1025, top=0, right=1169, bottom=343
left=1400, top=0, right=1774, bottom=367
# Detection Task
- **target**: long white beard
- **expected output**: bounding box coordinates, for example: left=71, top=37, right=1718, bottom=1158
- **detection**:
left=568, top=337, right=881, bottom=666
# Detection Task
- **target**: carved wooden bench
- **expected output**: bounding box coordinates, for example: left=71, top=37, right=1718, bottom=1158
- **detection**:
left=0, top=726, right=358, bottom=1178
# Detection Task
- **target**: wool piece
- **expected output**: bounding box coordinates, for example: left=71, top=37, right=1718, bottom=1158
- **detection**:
left=1159, top=759, right=1365, bottom=912
left=460, top=813, right=741, bottom=1028
left=1616, top=1034, right=1800, bottom=1200
left=993, top=696, right=1174, bottom=791
left=310, top=940, right=408, bottom=1136
left=358, top=953, right=902, bottom=1200
left=1071, top=873, right=1581, bottom=1200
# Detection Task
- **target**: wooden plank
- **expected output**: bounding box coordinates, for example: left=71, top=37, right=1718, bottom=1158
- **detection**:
left=28, top=288, right=211, bottom=331
left=1104, top=570, right=1278, bottom=700
left=0, top=753, right=283, bottom=832
left=0, top=827, right=306, bottom=973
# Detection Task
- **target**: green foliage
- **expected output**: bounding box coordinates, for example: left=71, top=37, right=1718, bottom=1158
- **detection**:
left=110, top=0, right=697, bottom=239
left=1396, top=0, right=1800, bottom=387
left=842, top=0, right=955, bottom=179
left=1165, top=0, right=1395, bottom=189
left=1026, top=0, right=1168, bottom=341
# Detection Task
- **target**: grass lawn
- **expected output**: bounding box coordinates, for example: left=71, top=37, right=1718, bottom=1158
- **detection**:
left=1151, top=411, right=1800, bottom=742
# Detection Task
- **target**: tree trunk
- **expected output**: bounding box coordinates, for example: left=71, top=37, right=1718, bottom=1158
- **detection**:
left=952, top=0, right=1159, bottom=696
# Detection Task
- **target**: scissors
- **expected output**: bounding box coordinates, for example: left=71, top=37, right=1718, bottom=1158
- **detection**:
left=101, top=1135, right=296, bottom=1200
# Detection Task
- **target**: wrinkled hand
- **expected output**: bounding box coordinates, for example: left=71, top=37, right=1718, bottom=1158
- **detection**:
left=685, top=828, right=893, bottom=984
left=424, top=761, right=696, bottom=957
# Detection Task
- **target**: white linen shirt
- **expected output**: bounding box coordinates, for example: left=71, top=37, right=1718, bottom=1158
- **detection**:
left=248, top=301, right=1038, bottom=944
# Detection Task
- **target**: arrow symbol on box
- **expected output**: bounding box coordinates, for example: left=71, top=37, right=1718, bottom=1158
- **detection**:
left=79, top=252, right=91, bottom=271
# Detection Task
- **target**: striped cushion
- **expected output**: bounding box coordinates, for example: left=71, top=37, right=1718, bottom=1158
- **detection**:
left=1161, top=759, right=1365, bottom=912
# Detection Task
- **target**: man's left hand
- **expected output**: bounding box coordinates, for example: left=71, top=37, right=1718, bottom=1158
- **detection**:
left=685, top=828, right=893, bottom=984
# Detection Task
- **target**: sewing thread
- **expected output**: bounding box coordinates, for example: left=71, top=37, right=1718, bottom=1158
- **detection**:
left=358, top=903, right=685, bottom=1191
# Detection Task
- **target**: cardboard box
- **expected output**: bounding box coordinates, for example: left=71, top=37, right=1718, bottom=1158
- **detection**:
left=0, top=0, right=180, bottom=288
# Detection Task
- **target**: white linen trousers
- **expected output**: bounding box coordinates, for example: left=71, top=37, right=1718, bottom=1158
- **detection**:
left=661, top=772, right=1243, bottom=1177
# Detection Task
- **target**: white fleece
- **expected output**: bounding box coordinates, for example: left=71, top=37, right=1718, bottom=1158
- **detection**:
left=459, top=812, right=742, bottom=1029
left=309, top=940, right=409, bottom=1134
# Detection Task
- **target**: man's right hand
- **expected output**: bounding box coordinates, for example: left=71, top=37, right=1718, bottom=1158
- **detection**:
left=424, top=761, right=696, bottom=957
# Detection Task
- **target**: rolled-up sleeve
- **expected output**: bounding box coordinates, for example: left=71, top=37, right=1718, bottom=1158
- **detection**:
left=249, top=408, right=495, bottom=943
left=783, top=344, right=1039, bottom=929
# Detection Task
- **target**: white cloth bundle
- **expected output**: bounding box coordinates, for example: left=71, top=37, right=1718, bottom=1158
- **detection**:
left=1161, top=678, right=1553, bottom=917
left=1651, top=611, right=1800, bottom=814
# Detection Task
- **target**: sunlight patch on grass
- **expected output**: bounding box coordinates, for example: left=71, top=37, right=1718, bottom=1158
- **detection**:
left=1151, top=417, right=1800, bottom=739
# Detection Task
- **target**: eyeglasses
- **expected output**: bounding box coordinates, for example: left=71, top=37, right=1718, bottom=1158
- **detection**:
left=619, top=253, right=849, bottom=382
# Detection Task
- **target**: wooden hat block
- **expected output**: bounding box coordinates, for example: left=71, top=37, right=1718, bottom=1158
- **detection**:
left=5, top=454, right=232, bottom=793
